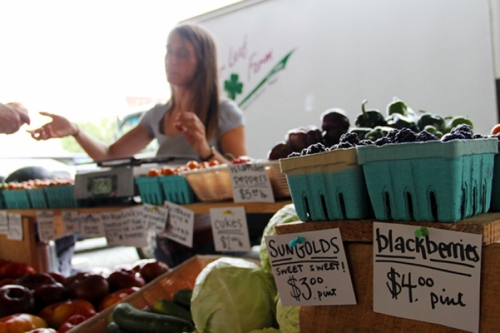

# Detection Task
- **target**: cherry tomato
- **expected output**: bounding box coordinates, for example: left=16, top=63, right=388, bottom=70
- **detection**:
left=491, top=124, right=500, bottom=135
left=147, top=169, right=161, bottom=177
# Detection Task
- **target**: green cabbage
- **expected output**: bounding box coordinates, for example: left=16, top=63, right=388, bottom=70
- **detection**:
left=276, top=296, right=300, bottom=333
left=260, top=204, right=300, bottom=275
left=191, top=257, right=278, bottom=333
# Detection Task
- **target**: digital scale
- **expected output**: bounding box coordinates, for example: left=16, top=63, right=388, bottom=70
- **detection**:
left=74, top=156, right=174, bottom=205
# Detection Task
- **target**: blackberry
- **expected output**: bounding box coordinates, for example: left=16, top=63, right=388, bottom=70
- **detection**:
left=416, top=130, right=439, bottom=142
left=451, top=124, right=473, bottom=138
left=337, top=142, right=354, bottom=149
left=394, top=128, right=417, bottom=143
left=358, top=139, right=374, bottom=146
left=339, top=132, right=359, bottom=145
left=375, top=137, right=392, bottom=146
left=300, top=148, right=308, bottom=156
left=287, top=152, right=301, bottom=158
left=472, top=133, right=484, bottom=139
left=306, top=142, right=327, bottom=155
left=441, top=132, right=466, bottom=142
left=386, top=129, right=400, bottom=142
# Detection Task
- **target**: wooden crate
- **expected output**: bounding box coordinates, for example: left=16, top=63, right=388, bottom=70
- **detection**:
left=67, top=255, right=222, bottom=333
left=275, top=213, right=500, bottom=332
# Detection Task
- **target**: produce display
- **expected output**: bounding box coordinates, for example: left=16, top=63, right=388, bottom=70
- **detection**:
left=267, top=97, right=476, bottom=160
left=0, top=259, right=171, bottom=332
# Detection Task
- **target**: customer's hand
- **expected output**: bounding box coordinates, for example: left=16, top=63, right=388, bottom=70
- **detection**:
left=28, top=111, right=78, bottom=140
left=0, top=102, right=30, bottom=134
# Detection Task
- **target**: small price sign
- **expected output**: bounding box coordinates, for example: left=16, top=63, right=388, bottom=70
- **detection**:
left=265, top=229, right=356, bottom=306
left=37, top=211, right=55, bottom=242
left=210, top=207, right=251, bottom=252
left=228, top=163, right=275, bottom=203
left=62, top=211, right=79, bottom=235
left=373, top=222, right=482, bottom=333
left=7, top=214, right=23, bottom=241
left=0, top=211, right=8, bottom=234
left=79, top=213, right=105, bottom=238
left=163, top=202, right=194, bottom=248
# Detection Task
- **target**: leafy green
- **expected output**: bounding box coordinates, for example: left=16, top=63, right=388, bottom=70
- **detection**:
left=191, top=257, right=278, bottom=333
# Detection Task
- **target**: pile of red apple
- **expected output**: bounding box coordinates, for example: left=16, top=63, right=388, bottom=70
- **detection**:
left=267, top=108, right=351, bottom=160
left=0, top=258, right=169, bottom=333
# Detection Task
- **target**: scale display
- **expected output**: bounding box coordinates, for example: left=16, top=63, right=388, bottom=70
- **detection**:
left=87, top=175, right=118, bottom=197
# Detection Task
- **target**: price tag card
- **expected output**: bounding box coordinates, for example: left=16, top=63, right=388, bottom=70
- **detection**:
left=102, top=211, right=124, bottom=246
left=7, top=214, right=23, bottom=240
left=62, top=211, right=80, bottom=235
left=229, top=163, right=275, bottom=203
left=79, top=213, right=105, bottom=238
left=265, top=228, right=356, bottom=306
left=120, top=206, right=148, bottom=247
left=210, top=207, right=251, bottom=252
left=143, top=204, right=169, bottom=233
left=373, top=222, right=482, bottom=333
left=0, top=211, right=8, bottom=234
left=36, top=211, right=56, bottom=242
left=163, top=201, right=194, bottom=248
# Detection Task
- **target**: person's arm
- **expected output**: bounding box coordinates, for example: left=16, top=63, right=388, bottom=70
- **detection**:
left=0, top=103, right=30, bottom=134
left=216, top=125, right=247, bottom=161
left=29, top=111, right=154, bottom=161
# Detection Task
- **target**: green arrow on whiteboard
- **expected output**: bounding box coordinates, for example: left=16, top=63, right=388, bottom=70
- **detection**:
left=238, top=49, right=295, bottom=108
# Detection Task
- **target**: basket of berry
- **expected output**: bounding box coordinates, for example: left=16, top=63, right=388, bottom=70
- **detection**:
left=357, top=125, right=497, bottom=222
left=279, top=133, right=372, bottom=222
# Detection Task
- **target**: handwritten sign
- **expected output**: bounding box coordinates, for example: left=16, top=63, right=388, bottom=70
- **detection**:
left=143, top=204, right=169, bottom=233
left=373, top=222, right=482, bottom=333
left=265, top=229, right=356, bottom=306
left=37, top=211, right=56, bottom=242
left=162, top=202, right=194, bottom=248
left=7, top=214, right=23, bottom=240
left=210, top=207, right=251, bottom=252
left=228, top=163, right=274, bottom=203
left=0, top=211, right=8, bottom=234
left=102, top=211, right=124, bottom=246
left=62, top=211, right=80, bottom=235
left=79, top=213, right=105, bottom=238
left=120, top=206, right=148, bottom=247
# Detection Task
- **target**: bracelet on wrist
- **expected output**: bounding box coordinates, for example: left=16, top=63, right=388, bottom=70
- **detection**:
left=200, top=146, right=216, bottom=161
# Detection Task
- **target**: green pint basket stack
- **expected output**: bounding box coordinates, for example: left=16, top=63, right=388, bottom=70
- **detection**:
left=279, top=148, right=372, bottom=222
left=159, top=175, right=196, bottom=204
left=135, top=176, right=165, bottom=205
left=356, top=138, right=498, bottom=222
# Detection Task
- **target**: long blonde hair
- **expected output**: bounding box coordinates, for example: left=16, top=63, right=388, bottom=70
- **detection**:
left=169, top=23, right=219, bottom=140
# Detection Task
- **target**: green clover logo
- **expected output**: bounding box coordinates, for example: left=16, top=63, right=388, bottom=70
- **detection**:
left=224, top=73, right=243, bottom=100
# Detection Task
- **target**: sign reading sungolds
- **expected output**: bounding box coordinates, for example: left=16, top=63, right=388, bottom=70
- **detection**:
left=265, top=229, right=356, bottom=306
left=373, top=222, right=482, bottom=333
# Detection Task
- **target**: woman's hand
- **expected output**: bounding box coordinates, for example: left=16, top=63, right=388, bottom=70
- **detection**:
left=28, top=112, right=78, bottom=141
left=174, top=111, right=212, bottom=158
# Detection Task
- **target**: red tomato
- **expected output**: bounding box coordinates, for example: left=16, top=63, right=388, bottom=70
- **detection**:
left=491, top=124, right=500, bottom=135
left=0, top=314, right=47, bottom=333
left=147, top=169, right=161, bottom=177
left=0, top=262, right=36, bottom=279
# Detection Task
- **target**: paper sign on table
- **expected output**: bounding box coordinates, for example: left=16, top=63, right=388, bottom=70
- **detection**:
left=228, top=163, right=275, bottom=203
left=162, top=201, right=194, bottom=248
left=143, top=204, right=169, bottom=233
left=265, top=228, right=356, bottom=306
left=37, top=211, right=55, bottom=242
left=62, top=211, right=80, bottom=235
left=0, top=211, right=8, bottom=234
left=79, top=213, right=105, bottom=238
left=210, top=207, right=251, bottom=252
left=102, top=211, right=124, bottom=246
left=7, top=214, right=23, bottom=240
left=120, top=206, right=148, bottom=247
left=373, top=222, right=482, bottom=333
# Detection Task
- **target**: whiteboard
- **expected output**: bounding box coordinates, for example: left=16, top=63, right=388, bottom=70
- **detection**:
left=190, top=0, right=497, bottom=159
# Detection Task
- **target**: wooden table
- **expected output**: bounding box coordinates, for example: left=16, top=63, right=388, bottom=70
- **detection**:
left=0, top=199, right=292, bottom=273
left=275, top=213, right=500, bottom=333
